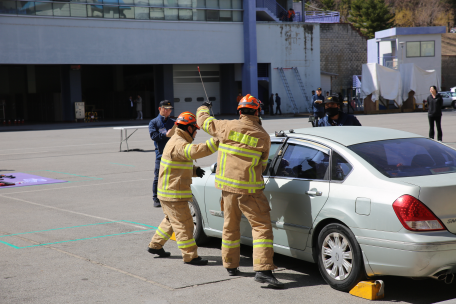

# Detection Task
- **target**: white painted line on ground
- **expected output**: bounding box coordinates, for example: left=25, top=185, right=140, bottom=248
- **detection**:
left=0, top=193, right=149, bottom=230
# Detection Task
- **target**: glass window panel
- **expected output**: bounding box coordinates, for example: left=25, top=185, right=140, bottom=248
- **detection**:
left=220, top=0, right=230, bottom=9
left=191, top=0, right=204, bottom=8
left=206, top=9, right=219, bottom=21
left=192, top=8, right=205, bottom=20
left=135, top=0, right=149, bottom=5
left=35, top=2, right=53, bottom=15
left=233, top=10, right=241, bottom=21
left=150, top=0, right=164, bottom=5
left=232, top=0, right=241, bottom=9
left=121, top=0, right=134, bottom=4
left=103, top=5, right=119, bottom=18
left=70, top=3, right=87, bottom=16
left=179, top=8, right=191, bottom=19
left=406, top=41, right=420, bottom=57
left=164, top=7, right=177, bottom=19
left=87, top=4, right=103, bottom=17
left=17, top=2, right=35, bottom=15
left=264, top=142, right=282, bottom=175
left=276, top=144, right=329, bottom=180
left=206, top=0, right=218, bottom=8
left=87, top=0, right=102, bottom=3
left=421, top=41, right=435, bottom=57
left=178, top=0, right=191, bottom=7
left=331, top=152, right=352, bottom=181
left=0, top=1, right=17, bottom=14
left=103, top=0, right=119, bottom=4
left=69, top=0, right=87, bottom=3
left=119, top=6, right=134, bottom=18
left=219, top=10, right=231, bottom=21
left=150, top=7, right=164, bottom=19
left=164, top=0, right=177, bottom=7
left=53, top=2, right=70, bottom=16
left=135, top=6, right=149, bottom=18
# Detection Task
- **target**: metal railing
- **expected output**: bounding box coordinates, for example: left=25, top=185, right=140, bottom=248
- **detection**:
left=303, top=11, right=340, bottom=23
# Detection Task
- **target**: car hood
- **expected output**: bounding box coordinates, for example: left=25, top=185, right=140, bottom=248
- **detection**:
left=402, top=173, right=456, bottom=234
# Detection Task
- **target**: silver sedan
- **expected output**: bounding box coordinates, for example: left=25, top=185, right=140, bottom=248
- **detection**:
left=189, top=127, right=456, bottom=291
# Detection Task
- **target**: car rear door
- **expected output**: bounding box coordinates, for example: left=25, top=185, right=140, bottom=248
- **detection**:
left=264, top=139, right=331, bottom=250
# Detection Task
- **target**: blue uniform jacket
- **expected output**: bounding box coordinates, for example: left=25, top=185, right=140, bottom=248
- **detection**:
left=149, top=114, right=176, bottom=159
left=318, top=112, right=361, bottom=127
left=312, top=94, right=325, bottom=114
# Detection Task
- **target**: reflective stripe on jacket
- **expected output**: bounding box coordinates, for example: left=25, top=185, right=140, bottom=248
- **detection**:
left=157, top=128, right=219, bottom=201
left=196, top=106, right=270, bottom=194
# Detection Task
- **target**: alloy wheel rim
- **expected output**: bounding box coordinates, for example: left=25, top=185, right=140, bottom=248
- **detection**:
left=321, top=232, right=353, bottom=281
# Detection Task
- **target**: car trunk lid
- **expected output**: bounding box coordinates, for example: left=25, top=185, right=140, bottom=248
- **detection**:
left=402, top=173, right=456, bottom=234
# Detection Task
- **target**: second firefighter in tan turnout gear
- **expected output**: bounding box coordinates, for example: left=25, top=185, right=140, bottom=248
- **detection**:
left=148, top=111, right=219, bottom=266
left=197, top=95, right=284, bottom=288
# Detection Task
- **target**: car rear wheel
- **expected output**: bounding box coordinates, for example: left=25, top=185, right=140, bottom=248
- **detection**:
left=189, top=196, right=209, bottom=245
left=317, top=223, right=366, bottom=292
left=452, top=100, right=456, bottom=109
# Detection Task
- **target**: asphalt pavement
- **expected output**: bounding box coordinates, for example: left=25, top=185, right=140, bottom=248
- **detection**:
left=1, top=110, right=456, bottom=304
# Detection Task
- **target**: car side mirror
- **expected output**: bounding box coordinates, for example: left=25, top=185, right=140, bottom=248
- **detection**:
left=210, top=162, right=217, bottom=173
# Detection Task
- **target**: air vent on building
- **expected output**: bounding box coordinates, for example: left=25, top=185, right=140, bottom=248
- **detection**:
left=185, top=98, right=192, bottom=102
left=197, top=97, right=204, bottom=101
left=209, top=97, right=216, bottom=101
left=174, top=98, right=180, bottom=102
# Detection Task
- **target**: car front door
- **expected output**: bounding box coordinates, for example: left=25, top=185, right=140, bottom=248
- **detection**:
left=203, top=139, right=285, bottom=235
left=264, top=139, right=331, bottom=251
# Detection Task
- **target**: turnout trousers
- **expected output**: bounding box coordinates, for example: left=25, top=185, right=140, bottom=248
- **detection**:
left=221, top=190, right=277, bottom=271
left=148, top=200, right=198, bottom=262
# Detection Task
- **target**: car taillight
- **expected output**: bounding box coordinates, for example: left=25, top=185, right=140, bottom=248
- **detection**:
left=392, top=195, right=445, bottom=231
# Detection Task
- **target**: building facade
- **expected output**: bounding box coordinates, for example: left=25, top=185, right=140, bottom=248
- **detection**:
left=0, top=0, right=320, bottom=122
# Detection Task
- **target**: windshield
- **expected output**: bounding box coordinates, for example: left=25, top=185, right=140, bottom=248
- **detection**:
left=349, top=138, right=456, bottom=178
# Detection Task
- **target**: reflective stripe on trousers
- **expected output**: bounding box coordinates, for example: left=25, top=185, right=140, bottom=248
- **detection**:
left=160, top=158, right=193, bottom=199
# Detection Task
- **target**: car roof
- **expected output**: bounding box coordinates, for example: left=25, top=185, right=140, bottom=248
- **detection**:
left=279, top=126, right=423, bottom=146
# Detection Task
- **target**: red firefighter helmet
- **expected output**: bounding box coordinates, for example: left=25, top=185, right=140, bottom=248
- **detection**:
left=175, top=111, right=200, bottom=129
left=237, top=94, right=260, bottom=110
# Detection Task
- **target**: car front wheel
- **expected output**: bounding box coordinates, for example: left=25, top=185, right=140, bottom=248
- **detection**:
left=316, top=223, right=366, bottom=292
left=452, top=100, right=456, bottom=109
left=188, top=196, right=209, bottom=245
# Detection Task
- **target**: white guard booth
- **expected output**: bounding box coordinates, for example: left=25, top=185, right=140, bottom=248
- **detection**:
left=361, top=63, right=403, bottom=105
left=399, top=63, right=440, bottom=104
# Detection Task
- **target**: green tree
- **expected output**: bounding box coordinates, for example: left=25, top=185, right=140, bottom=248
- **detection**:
left=321, top=0, right=336, bottom=10
left=348, top=0, right=395, bottom=39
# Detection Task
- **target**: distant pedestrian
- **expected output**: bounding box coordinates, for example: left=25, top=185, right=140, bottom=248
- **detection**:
left=326, top=91, right=330, bottom=98
left=311, top=90, right=315, bottom=96
left=275, top=93, right=282, bottom=115
left=312, top=87, right=325, bottom=126
left=287, top=8, right=295, bottom=22
left=149, top=100, right=176, bottom=207
left=129, top=96, right=135, bottom=119
left=136, top=95, right=143, bottom=120
left=269, top=93, right=275, bottom=115
left=426, top=85, right=443, bottom=141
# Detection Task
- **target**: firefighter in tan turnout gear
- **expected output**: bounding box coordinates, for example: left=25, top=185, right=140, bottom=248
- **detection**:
left=148, top=111, right=219, bottom=266
left=196, top=95, right=284, bottom=288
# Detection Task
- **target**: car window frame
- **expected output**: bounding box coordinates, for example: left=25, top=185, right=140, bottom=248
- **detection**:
left=263, top=137, right=287, bottom=177
left=329, top=148, right=354, bottom=183
left=272, top=138, right=331, bottom=182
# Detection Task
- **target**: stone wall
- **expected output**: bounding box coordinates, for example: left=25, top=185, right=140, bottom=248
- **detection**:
left=442, top=55, right=456, bottom=91
left=320, top=23, right=367, bottom=97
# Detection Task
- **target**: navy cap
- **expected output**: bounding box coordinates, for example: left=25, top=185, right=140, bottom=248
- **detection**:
left=159, top=100, right=173, bottom=109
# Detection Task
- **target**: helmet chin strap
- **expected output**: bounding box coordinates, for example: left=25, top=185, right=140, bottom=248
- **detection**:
left=188, top=126, right=196, bottom=139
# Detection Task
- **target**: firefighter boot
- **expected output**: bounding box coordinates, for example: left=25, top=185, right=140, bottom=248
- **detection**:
left=254, top=271, right=285, bottom=289
left=184, top=256, right=208, bottom=266
left=147, top=247, right=171, bottom=257
left=227, top=268, right=240, bottom=276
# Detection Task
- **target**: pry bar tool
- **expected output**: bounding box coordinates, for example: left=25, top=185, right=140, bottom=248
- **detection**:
left=197, top=66, right=215, bottom=117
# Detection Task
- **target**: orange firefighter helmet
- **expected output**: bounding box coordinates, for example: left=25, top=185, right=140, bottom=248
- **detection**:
left=175, top=111, right=200, bottom=129
left=237, top=94, right=260, bottom=110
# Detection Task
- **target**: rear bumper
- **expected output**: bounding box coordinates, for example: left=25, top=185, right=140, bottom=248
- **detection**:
left=354, top=229, right=456, bottom=278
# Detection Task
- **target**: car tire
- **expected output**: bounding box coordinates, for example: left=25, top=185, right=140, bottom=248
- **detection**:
left=452, top=100, right=456, bottom=109
left=316, top=223, right=366, bottom=292
left=189, top=196, right=209, bottom=246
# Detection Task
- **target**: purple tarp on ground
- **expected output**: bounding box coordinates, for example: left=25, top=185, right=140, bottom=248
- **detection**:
left=0, top=173, right=67, bottom=188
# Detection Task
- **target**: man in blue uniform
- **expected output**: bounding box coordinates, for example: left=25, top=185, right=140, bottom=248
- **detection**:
left=149, top=100, right=176, bottom=207
left=318, top=95, right=362, bottom=127
left=312, top=87, right=325, bottom=127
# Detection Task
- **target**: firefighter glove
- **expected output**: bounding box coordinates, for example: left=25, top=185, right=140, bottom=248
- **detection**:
left=202, top=101, right=212, bottom=109
left=196, top=167, right=205, bottom=178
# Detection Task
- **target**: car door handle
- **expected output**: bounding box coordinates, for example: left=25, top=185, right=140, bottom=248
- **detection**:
left=305, top=190, right=322, bottom=196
